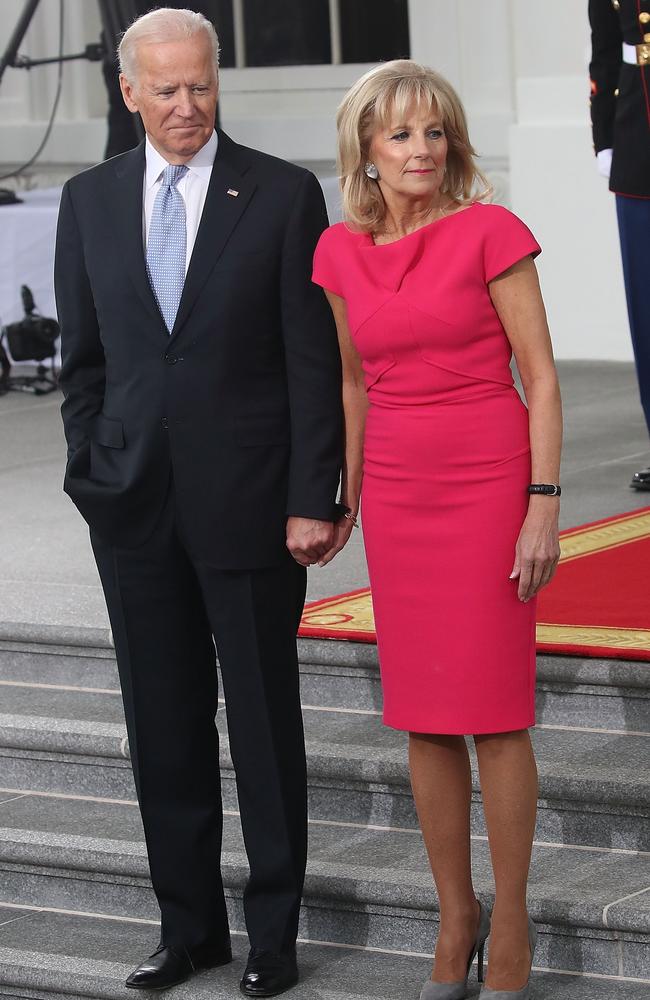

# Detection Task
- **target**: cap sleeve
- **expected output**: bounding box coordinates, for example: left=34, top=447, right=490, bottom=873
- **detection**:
left=482, top=205, right=541, bottom=284
left=312, top=226, right=344, bottom=297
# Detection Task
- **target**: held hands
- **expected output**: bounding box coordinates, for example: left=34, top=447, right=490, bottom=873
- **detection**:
left=286, top=516, right=335, bottom=567
left=286, top=512, right=356, bottom=567
left=510, top=499, right=561, bottom=602
left=316, top=513, right=356, bottom=567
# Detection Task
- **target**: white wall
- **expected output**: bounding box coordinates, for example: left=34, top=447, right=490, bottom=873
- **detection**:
left=409, top=0, right=515, bottom=161
left=509, top=0, right=630, bottom=361
left=0, top=0, right=632, bottom=360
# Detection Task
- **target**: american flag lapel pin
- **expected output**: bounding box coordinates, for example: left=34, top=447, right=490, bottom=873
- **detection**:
left=227, top=188, right=239, bottom=197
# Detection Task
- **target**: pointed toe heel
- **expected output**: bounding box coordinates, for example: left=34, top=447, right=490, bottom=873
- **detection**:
left=419, top=981, right=469, bottom=1000
left=419, top=900, right=491, bottom=1000
left=478, top=915, right=537, bottom=999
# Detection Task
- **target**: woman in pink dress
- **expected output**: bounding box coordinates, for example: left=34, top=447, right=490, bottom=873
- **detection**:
left=313, top=62, right=562, bottom=1000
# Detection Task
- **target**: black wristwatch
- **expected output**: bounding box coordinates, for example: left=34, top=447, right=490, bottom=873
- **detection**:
left=527, top=484, right=561, bottom=497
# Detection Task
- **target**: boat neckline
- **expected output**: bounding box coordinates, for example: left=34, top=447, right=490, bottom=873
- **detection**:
left=363, top=201, right=482, bottom=248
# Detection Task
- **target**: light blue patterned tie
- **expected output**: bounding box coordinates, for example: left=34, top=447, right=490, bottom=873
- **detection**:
left=146, top=163, right=188, bottom=333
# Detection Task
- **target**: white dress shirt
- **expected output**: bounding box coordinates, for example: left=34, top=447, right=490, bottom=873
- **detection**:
left=143, top=130, right=218, bottom=273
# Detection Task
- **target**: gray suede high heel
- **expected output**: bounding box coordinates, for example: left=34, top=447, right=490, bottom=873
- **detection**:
left=478, top=915, right=537, bottom=1000
left=419, top=900, right=491, bottom=1000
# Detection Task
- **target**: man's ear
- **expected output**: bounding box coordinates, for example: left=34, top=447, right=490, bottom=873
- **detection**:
left=120, top=74, right=139, bottom=114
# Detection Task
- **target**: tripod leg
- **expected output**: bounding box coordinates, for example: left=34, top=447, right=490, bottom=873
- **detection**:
left=0, top=0, right=42, bottom=85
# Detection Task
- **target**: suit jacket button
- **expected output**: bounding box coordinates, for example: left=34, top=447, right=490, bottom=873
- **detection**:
left=164, top=354, right=177, bottom=365
left=161, top=417, right=169, bottom=429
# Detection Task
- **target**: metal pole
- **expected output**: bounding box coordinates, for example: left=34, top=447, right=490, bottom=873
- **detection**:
left=232, top=0, right=246, bottom=69
left=0, top=0, right=42, bottom=85
left=328, top=0, right=342, bottom=65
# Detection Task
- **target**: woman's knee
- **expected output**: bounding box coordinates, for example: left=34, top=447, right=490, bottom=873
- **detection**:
left=473, top=729, right=532, bottom=759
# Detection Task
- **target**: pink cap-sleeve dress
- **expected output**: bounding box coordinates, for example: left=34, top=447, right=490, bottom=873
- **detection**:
left=312, top=203, right=542, bottom=735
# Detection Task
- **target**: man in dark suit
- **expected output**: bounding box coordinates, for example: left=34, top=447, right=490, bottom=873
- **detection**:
left=589, top=0, right=650, bottom=488
left=55, top=8, right=342, bottom=996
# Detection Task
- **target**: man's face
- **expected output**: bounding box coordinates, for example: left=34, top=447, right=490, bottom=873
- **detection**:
left=120, top=34, right=218, bottom=163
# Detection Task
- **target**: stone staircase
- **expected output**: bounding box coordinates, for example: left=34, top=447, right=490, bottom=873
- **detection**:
left=0, top=622, right=648, bottom=999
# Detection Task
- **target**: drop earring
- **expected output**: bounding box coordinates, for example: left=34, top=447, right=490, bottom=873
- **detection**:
left=364, top=162, right=379, bottom=180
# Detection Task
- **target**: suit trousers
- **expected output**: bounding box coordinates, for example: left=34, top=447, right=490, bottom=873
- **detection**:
left=91, top=489, right=308, bottom=956
left=616, top=194, right=650, bottom=438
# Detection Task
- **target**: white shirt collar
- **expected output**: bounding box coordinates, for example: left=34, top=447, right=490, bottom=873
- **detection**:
left=145, top=130, right=219, bottom=189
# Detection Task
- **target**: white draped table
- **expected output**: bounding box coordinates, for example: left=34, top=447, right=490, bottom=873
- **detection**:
left=0, top=187, right=61, bottom=327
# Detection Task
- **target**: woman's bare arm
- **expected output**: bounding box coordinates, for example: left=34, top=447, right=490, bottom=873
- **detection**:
left=318, top=289, right=368, bottom=566
left=489, top=256, right=563, bottom=601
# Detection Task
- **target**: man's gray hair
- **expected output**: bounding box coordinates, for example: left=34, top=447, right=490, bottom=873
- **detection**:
left=118, top=7, right=220, bottom=83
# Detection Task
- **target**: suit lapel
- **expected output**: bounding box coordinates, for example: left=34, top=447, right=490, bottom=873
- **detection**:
left=169, top=131, right=257, bottom=341
left=110, top=143, right=168, bottom=336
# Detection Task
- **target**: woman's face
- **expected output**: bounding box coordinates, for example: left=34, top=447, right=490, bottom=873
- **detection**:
left=368, top=100, right=448, bottom=204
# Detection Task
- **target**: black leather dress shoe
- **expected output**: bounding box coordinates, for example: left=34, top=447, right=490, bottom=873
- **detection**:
left=125, top=942, right=232, bottom=990
left=240, top=949, right=298, bottom=997
left=631, top=467, right=650, bottom=490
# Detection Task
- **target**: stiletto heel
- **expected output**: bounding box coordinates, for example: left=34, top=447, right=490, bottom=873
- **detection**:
left=478, top=914, right=537, bottom=999
left=419, top=899, right=491, bottom=1000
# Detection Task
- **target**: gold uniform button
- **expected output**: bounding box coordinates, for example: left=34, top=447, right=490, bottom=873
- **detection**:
left=615, top=88, right=620, bottom=96
left=645, top=32, right=650, bottom=42
left=640, top=12, right=650, bottom=25
left=611, top=0, right=620, bottom=10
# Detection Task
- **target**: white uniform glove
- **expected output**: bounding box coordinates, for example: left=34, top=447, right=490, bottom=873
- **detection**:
left=597, top=148, right=613, bottom=179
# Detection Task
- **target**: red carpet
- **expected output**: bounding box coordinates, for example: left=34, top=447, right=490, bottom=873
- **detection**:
left=299, top=507, right=650, bottom=661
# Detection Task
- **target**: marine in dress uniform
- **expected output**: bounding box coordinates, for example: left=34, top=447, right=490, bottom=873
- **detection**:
left=589, top=0, right=650, bottom=488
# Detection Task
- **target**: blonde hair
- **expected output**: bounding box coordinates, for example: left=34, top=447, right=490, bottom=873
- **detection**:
left=337, top=59, right=491, bottom=232
left=118, top=7, right=220, bottom=83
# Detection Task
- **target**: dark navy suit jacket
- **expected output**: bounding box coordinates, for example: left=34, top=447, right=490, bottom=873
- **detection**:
left=55, top=130, right=342, bottom=566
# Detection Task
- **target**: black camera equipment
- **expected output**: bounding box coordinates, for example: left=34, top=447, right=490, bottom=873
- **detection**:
left=0, top=285, right=60, bottom=396
left=0, top=1, right=138, bottom=85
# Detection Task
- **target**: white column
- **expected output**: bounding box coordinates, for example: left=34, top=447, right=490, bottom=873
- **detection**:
left=408, top=0, right=514, bottom=158
left=407, top=0, right=461, bottom=88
